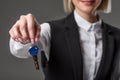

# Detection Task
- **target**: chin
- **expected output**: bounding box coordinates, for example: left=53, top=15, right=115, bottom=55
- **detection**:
left=80, top=8, right=95, bottom=14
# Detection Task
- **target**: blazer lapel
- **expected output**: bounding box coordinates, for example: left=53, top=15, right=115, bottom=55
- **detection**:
left=95, top=22, right=115, bottom=80
left=64, top=13, right=83, bottom=80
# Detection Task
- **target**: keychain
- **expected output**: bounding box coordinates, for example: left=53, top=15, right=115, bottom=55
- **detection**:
left=28, top=45, right=40, bottom=70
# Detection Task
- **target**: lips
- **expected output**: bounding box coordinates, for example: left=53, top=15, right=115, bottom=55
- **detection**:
left=80, top=0, right=95, bottom=5
left=81, top=0, right=95, bottom=1
left=81, top=0, right=95, bottom=2
left=80, top=0, right=95, bottom=2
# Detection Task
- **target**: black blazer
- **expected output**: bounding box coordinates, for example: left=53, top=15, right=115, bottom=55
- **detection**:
left=41, top=13, right=120, bottom=80
left=111, top=49, right=120, bottom=80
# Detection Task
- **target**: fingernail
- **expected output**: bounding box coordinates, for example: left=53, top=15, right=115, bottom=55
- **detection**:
left=35, top=38, right=38, bottom=42
left=15, top=39, right=19, bottom=42
left=31, top=39, right=35, bottom=44
left=26, top=39, right=30, bottom=43
left=18, top=38, right=23, bottom=42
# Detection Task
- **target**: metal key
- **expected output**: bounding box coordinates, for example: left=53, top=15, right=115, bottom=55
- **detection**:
left=29, top=45, right=39, bottom=70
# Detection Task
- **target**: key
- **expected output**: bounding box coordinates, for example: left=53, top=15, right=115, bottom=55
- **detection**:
left=29, top=45, right=39, bottom=70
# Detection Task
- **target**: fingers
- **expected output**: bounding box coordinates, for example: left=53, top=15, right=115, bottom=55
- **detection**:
left=19, top=15, right=29, bottom=40
left=9, top=13, right=40, bottom=44
left=9, top=20, right=21, bottom=40
left=35, top=26, right=41, bottom=42
left=26, top=14, right=35, bottom=43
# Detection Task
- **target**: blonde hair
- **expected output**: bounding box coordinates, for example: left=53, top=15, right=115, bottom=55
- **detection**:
left=63, top=0, right=111, bottom=13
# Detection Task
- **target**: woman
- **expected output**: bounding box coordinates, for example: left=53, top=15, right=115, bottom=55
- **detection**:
left=9, top=0, right=120, bottom=80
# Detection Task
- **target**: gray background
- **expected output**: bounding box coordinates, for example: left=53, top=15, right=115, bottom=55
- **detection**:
left=0, top=0, right=120, bottom=80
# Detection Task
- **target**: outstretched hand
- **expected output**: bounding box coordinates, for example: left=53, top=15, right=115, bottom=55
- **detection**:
left=9, top=13, right=41, bottom=44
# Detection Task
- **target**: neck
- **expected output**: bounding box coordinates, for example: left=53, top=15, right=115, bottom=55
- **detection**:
left=75, top=9, right=98, bottom=23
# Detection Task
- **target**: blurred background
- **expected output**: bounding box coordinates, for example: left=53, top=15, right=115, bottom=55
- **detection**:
left=0, top=0, right=120, bottom=80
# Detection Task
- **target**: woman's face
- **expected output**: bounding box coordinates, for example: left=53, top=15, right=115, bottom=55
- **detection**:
left=72, top=0, right=102, bottom=15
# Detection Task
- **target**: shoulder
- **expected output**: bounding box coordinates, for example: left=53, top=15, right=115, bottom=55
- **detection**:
left=103, top=22, right=120, bottom=42
left=47, top=13, right=73, bottom=28
left=103, top=22, right=120, bottom=34
left=47, top=17, right=66, bottom=28
left=102, top=22, right=120, bottom=42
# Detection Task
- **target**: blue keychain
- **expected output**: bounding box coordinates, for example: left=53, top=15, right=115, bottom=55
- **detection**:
left=28, top=45, right=40, bottom=70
